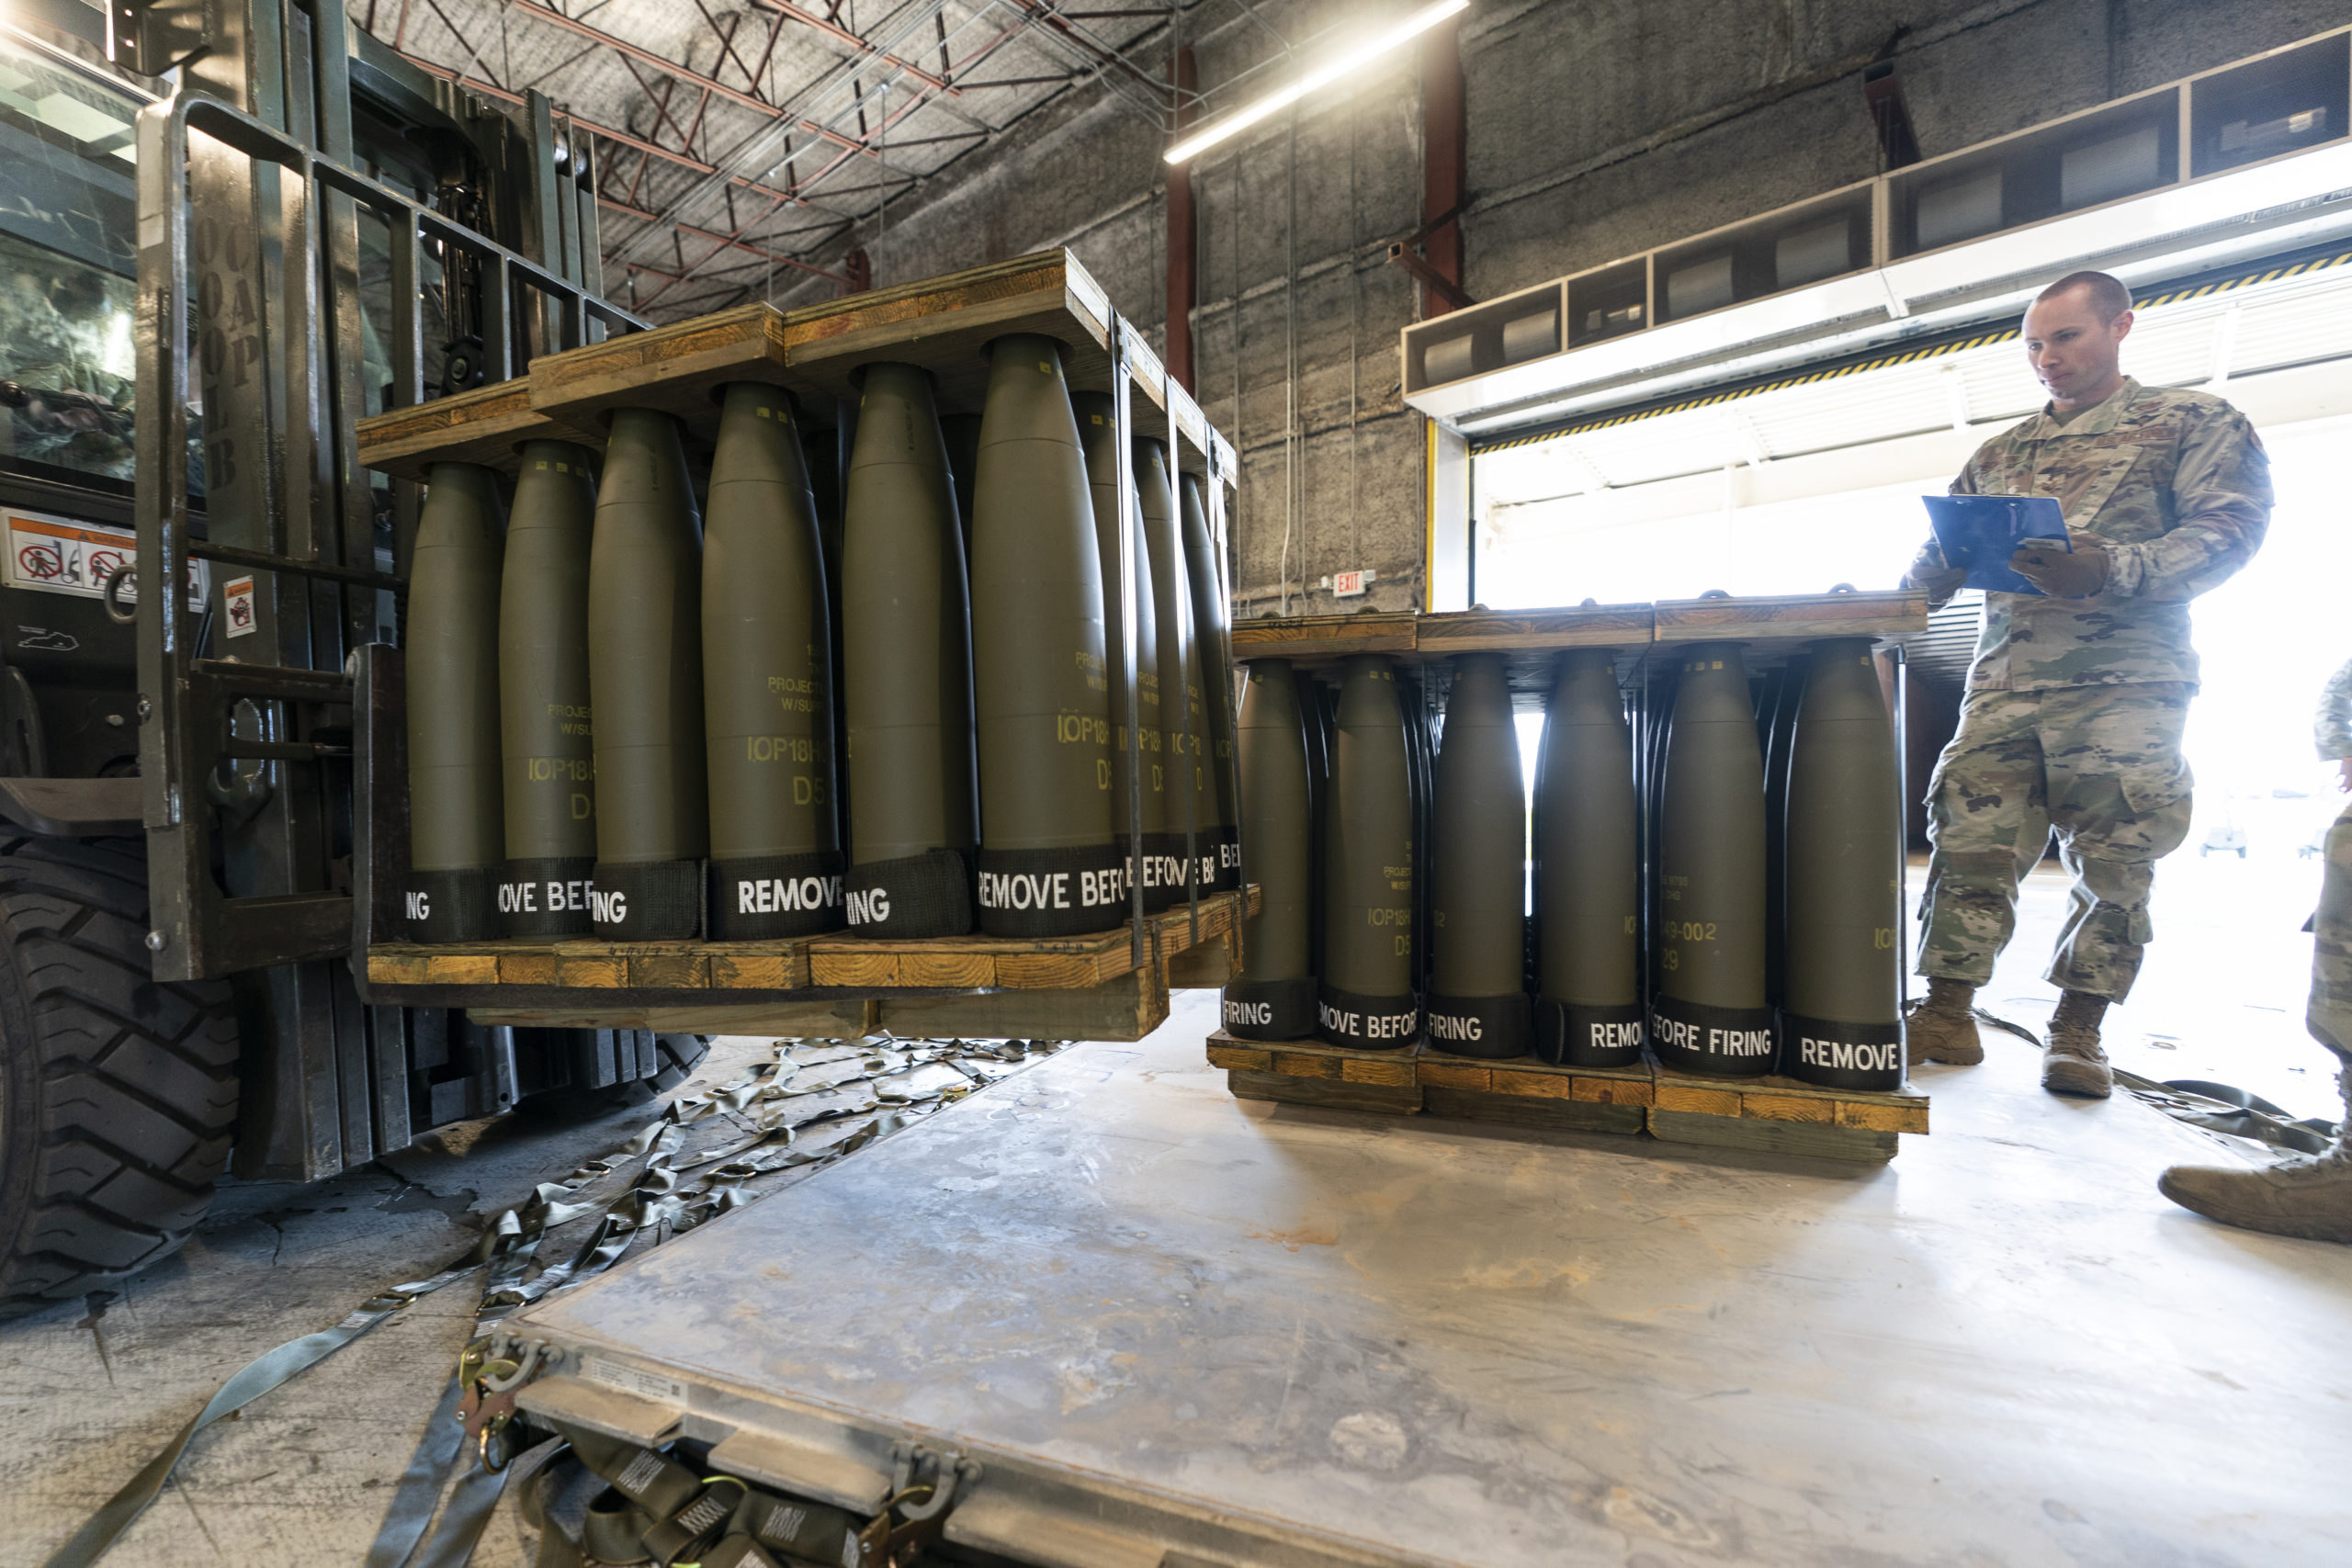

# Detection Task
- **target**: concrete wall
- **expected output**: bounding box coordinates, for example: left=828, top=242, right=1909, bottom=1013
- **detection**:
left=775, top=0, right=2344, bottom=618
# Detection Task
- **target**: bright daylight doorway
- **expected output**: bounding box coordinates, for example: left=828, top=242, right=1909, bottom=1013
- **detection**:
left=1472, top=256, right=2352, bottom=1120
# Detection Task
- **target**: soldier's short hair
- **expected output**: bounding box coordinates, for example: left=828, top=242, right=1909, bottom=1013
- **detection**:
left=2034, top=271, right=2133, bottom=322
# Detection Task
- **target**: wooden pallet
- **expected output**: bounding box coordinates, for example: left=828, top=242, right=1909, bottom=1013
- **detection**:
left=1417, top=1051, right=1653, bottom=1135
left=368, top=886, right=1254, bottom=999
left=1204, top=1031, right=1928, bottom=1161
left=1647, top=1066, right=1928, bottom=1161
left=357, top=251, right=1234, bottom=478
left=1230, top=591, right=1926, bottom=673
left=352, top=380, right=606, bottom=483
left=1208, top=1033, right=1422, bottom=1115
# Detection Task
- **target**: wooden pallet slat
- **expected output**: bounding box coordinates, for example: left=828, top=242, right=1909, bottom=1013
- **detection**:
left=1204, top=1032, right=1925, bottom=1159
left=527, top=301, right=790, bottom=438
left=354, top=381, right=605, bottom=482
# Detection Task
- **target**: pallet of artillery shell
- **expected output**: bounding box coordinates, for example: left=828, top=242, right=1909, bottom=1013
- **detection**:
left=359, top=888, right=1261, bottom=1010
left=1230, top=591, right=1928, bottom=670
left=353, top=380, right=608, bottom=483
left=1204, top=1032, right=1928, bottom=1160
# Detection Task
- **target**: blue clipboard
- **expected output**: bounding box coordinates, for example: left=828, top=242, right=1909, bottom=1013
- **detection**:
left=1922, top=494, right=2070, bottom=595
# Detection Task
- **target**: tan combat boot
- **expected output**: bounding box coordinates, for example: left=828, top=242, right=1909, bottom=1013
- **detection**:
left=2041, top=990, right=2111, bottom=1098
left=1905, top=976, right=1983, bottom=1066
left=2156, top=1066, right=2352, bottom=1243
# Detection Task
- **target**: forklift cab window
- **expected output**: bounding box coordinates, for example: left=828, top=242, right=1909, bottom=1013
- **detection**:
left=0, top=28, right=141, bottom=489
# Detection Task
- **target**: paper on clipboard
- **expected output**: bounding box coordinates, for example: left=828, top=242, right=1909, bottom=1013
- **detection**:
left=1922, top=494, right=2070, bottom=595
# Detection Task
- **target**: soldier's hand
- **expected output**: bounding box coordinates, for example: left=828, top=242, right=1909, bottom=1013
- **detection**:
left=2008, top=539, right=2109, bottom=598
left=1903, top=561, right=1967, bottom=609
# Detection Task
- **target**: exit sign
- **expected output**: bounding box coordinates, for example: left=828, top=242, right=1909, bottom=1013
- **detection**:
left=1332, top=569, right=1374, bottom=598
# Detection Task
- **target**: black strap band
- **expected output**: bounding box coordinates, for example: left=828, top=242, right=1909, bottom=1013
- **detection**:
left=1221, top=976, right=1317, bottom=1040
left=498, top=857, right=596, bottom=939
left=1208, top=823, right=1242, bottom=891
left=1535, top=1000, right=1646, bottom=1067
left=589, top=860, right=704, bottom=941
left=709, top=850, right=846, bottom=940
left=1650, top=995, right=1777, bottom=1077
left=408, top=866, right=498, bottom=942
left=1781, top=1011, right=1906, bottom=1091
left=1137, top=831, right=1185, bottom=912
left=844, top=848, right=973, bottom=939
left=1423, top=990, right=1532, bottom=1059
left=1316, top=982, right=1420, bottom=1050
left=976, top=842, right=1129, bottom=938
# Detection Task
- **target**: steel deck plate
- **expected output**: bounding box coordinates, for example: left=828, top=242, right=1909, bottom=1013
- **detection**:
left=511, top=992, right=2348, bottom=1567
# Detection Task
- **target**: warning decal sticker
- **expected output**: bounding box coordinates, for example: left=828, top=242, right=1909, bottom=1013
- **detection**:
left=2, top=509, right=208, bottom=608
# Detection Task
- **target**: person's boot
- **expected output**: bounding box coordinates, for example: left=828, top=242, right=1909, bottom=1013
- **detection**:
left=1905, top=976, right=1983, bottom=1066
left=2041, top=990, right=2111, bottom=1098
left=2157, top=1066, right=2352, bottom=1244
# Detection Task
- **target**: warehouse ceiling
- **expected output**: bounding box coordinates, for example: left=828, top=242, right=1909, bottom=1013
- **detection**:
left=349, top=0, right=1207, bottom=321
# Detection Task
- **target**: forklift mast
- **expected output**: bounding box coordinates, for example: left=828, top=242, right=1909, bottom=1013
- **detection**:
left=0, top=0, right=655, bottom=1190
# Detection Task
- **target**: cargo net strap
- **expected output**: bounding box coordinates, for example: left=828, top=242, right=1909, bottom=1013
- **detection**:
left=1780, top=1011, right=1906, bottom=1091
left=1316, top=983, right=1421, bottom=1050
left=590, top=859, right=704, bottom=941
left=1221, top=975, right=1317, bottom=1040
left=1535, top=1000, right=1646, bottom=1068
left=526, top=1419, right=975, bottom=1568
left=58, top=1033, right=1070, bottom=1568
left=499, top=858, right=597, bottom=939
left=1650, top=995, right=1778, bottom=1077
left=975, top=843, right=1130, bottom=938
left=710, top=850, right=846, bottom=940
left=408, top=866, right=499, bottom=942
left=844, top=848, right=972, bottom=939
left=1424, top=990, right=1532, bottom=1060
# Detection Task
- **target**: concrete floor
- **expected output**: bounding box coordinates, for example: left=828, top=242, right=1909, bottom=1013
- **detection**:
left=0, top=861, right=2343, bottom=1567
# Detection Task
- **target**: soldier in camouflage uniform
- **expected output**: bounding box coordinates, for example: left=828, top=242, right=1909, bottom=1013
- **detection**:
left=1904, top=271, right=2272, bottom=1098
left=2157, top=660, right=2352, bottom=1242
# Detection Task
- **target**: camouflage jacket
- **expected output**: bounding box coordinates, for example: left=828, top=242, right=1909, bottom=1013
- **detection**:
left=1908, top=378, right=2272, bottom=691
left=2320, top=658, right=2352, bottom=761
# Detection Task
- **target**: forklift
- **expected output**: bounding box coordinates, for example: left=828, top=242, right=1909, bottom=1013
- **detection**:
left=0, top=0, right=691, bottom=1314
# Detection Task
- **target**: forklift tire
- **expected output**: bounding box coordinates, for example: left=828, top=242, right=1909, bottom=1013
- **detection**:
left=0, top=836, right=241, bottom=1318
left=514, top=1032, right=711, bottom=1120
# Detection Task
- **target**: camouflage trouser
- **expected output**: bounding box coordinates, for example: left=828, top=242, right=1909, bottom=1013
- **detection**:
left=2312, top=795, right=2352, bottom=1062
left=1917, top=682, right=2193, bottom=1002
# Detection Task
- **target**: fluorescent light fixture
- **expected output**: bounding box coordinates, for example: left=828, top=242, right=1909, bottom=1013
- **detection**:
left=1164, top=0, right=1470, bottom=164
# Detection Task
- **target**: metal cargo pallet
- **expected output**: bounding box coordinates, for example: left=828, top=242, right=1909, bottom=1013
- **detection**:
left=502, top=1010, right=1957, bottom=1568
